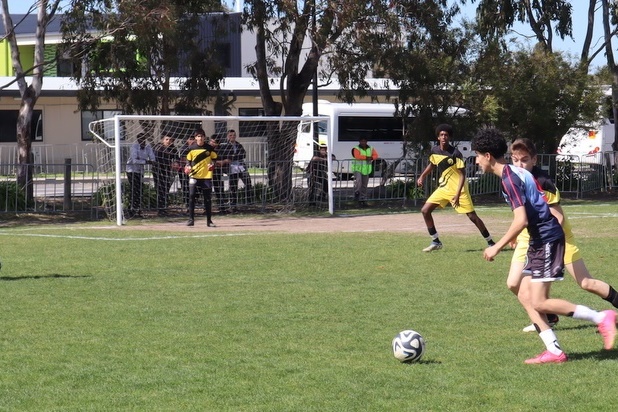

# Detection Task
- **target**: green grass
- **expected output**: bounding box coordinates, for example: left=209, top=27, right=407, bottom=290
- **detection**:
left=1, top=202, right=618, bottom=411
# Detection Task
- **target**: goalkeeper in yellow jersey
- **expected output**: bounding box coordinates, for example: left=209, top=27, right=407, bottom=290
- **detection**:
left=416, top=124, right=494, bottom=252
left=184, top=129, right=217, bottom=227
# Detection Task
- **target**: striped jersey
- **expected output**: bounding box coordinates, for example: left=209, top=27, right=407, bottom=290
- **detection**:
left=186, top=143, right=218, bottom=179
left=500, top=164, right=563, bottom=246
left=429, top=145, right=465, bottom=191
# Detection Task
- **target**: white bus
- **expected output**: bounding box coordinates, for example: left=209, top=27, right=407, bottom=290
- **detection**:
left=294, top=101, right=406, bottom=174
left=294, top=101, right=471, bottom=175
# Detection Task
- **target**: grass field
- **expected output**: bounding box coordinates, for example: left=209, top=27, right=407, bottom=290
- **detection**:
left=1, top=202, right=618, bottom=411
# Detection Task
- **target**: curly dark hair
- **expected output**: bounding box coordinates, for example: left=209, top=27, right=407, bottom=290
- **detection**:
left=471, top=127, right=508, bottom=159
left=434, top=124, right=454, bottom=138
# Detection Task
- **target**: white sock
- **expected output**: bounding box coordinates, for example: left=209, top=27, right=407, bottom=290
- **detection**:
left=572, top=305, right=604, bottom=324
left=539, top=329, right=563, bottom=355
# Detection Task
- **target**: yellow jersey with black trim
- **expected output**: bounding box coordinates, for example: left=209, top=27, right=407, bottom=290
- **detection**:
left=516, top=166, right=573, bottom=243
left=429, top=145, right=465, bottom=191
left=186, top=143, right=217, bottom=179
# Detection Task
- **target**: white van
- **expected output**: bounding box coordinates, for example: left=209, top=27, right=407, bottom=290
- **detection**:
left=557, top=89, right=615, bottom=164
left=294, top=101, right=406, bottom=174
left=557, top=121, right=615, bottom=164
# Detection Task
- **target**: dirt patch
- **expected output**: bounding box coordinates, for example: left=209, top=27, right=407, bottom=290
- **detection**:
left=113, top=210, right=513, bottom=236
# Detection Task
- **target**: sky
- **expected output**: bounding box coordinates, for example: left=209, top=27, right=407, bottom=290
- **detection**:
left=4, top=0, right=607, bottom=67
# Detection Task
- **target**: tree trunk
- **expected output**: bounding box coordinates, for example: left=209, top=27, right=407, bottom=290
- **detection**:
left=17, top=99, right=34, bottom=204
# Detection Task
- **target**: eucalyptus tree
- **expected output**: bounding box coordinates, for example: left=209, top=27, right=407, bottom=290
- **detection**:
left=242, top=0, right=460, bottom=197
left=0, top=0, right=62, bottom=198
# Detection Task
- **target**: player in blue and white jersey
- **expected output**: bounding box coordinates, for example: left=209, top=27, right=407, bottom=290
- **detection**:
left=471, top=127, right=616, bottom=364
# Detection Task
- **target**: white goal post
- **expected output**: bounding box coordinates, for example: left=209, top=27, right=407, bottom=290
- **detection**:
left=88, top=114, right=333, bottom=225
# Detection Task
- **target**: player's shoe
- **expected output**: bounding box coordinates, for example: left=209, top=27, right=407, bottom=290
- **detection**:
left=487, top=239, right=495, bottom=246
left=207, top=220, right=216, bottom=228
left=522, top=314, right=559, bottom=332
left=422, top=242, right=443, bottom=252
left=524, top=350, right=567, bottom=364
left=187, top=219, right=194, bottom=226
left=598, top=310, right=617, bottom=350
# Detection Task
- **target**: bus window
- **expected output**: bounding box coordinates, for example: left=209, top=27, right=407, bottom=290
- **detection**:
left=338, top=116, right=403, bottom=141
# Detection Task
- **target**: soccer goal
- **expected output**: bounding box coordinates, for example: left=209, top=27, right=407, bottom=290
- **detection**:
left=88, top=114, right=332, bottom=225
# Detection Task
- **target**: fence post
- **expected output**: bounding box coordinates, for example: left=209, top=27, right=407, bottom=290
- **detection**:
left=64, top=158, right=72, bottom=210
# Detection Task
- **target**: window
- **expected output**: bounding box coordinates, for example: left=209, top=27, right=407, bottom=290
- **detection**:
left=0, top=110, right=43, bottom=143
left=215, top=43, right=231, bottom=69
left=338, top=116, right=404, bottom=142
left=238, top=108, right=268, bottom=137
left=81, top=110, right=121, bottom=141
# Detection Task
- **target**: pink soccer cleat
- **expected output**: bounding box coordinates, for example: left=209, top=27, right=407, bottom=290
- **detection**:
left=598, top=310, right=617, bottom=350
left=524, top=350, right=567, bottom=365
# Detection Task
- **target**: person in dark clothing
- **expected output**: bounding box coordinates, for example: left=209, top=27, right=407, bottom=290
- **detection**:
left=218, top=129, right=252, bottom=210
left=152, top=134, right=179, bottom=216
left=307, top=145, right=330, bottom=203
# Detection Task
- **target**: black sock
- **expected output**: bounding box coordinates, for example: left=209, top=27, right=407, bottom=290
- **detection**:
left=604, top=286, right=618, bottom=309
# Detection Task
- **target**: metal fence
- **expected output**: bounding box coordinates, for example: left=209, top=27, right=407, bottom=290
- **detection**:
left=0, top=148, right=616, bottom=218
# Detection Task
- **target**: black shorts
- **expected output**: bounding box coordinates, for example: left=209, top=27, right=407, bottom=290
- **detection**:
left=522, top=236, right=565, bottom=282
left=189, top=178, right=213, bottom=190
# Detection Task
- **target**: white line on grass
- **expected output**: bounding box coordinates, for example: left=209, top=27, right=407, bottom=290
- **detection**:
left=0, top=232, right=261, bottom=241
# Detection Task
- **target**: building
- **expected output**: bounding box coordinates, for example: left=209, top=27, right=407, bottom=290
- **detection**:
left=0, top=12, right=394, bottom=166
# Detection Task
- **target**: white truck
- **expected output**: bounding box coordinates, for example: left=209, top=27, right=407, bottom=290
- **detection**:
left=557, top=88, right=616, bottom=164
left=557, top=120, right=615, bottom=164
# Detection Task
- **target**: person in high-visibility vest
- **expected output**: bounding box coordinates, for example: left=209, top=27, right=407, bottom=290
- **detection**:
left=351, top=137, right=379, bottom=207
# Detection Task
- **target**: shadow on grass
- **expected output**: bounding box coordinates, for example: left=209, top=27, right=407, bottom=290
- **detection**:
left=563, top=349, right=618, bottom=361
left=0, top=273, right=91, bottom=281
left=554, top=323, right=596, bottom=332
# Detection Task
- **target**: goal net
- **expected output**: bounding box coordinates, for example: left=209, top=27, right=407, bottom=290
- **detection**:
left=88, top=114, right=332, bottom=225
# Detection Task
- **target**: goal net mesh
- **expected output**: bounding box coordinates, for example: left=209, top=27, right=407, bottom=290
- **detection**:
left=88, top=115, right=331, bottom=223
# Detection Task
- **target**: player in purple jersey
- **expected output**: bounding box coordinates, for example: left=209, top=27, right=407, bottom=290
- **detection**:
left=471, top=127, right=616, bottom=364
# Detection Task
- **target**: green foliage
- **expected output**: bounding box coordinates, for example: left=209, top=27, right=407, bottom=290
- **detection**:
left=465, top=45, right=598, bottom=153
left=94, top=181, right=156, bottom=212
left=62, top=0, right=226, bottom=114
left=0, top=181, right=28, bottom=211
left=384, top=179, right=424, bottom=199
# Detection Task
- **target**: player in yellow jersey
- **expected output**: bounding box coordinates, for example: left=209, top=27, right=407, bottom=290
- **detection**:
left=509, top=138, right=618, bottom=333
left=184, top=129, right=218, bottom=227
left=417, top=124, right=494, bottom=252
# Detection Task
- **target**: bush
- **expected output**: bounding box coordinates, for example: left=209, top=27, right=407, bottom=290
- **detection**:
left=0, top=181, right=28, bottom=211
left=384, top=180, right=424, bottom=199
left=94, top=181, right=157, bottom=211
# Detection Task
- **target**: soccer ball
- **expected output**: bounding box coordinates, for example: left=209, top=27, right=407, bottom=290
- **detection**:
left=392, top=329, right=425, bottom=363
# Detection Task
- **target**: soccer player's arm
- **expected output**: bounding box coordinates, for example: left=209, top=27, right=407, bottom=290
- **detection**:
left=452, top=166, right=466, bottom=205
left=416, top=161, right=435, bottom=187
left=484, top=206, right=527, bottom=261
left=543, top=185, right=565, bottom=226
left=184, top=152, right=193, bottom=175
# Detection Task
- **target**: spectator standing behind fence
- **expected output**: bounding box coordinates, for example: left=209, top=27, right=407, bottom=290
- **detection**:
left=307, top=145, right=333, bottom=204
left=210, top=134, right=229, bottom=214
left=178, top=134, right=196, bottom=212
left=416, top=124, right=494, bottom=252
left=219, top=129, right=252, bottom=211
left=351, top=137, right=378, bottom=207
left=185, top=129, right=217, bottom=227
left=126, top=132, right=155, bottom=218
left=153, top=135, right=179, bottom=217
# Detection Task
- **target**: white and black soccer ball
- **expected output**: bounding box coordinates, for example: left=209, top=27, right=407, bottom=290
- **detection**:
left=392, top=329, right=425, bottom=363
